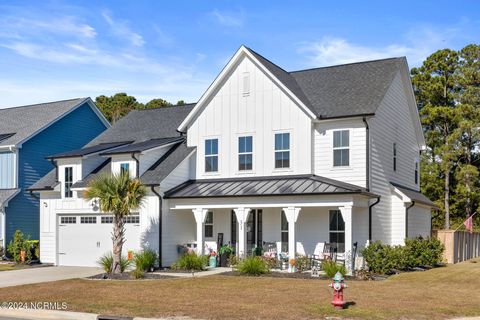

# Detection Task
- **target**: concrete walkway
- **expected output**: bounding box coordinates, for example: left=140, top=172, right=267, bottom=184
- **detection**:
left=154, top=267, right=230, bottom=278
left=0, top=266, right=102, bottom=288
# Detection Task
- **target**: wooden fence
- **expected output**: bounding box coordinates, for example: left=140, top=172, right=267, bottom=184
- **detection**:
left=434, top=230, right=480, bottom=264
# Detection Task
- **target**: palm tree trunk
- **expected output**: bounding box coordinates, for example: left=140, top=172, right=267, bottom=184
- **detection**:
left=112, top=215, right=126, bottom=274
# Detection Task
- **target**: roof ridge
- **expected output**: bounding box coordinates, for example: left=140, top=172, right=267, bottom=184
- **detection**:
left=289, top=57, right=404, bottom=74
left=0, top=97, right=87, bottom=111
left=244, top=46, right=291, bottom=74
left=135, top=102, right=196, bottom=112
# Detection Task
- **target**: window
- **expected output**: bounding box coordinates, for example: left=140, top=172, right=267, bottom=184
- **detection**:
left=125, top=215, right=140, bottom=224
left=238, top=136, right=253, bottom=171
left=415, top=160, right=419, bottom=184
left=81, top=216, right=97, bottom=224
left=281, top=210, right=288, bottom=252
left=205, top=139, right=218, bottom=172
left=120, top=163, right=130, bottom=175
left=333, top=130, right=349, bottom=167
left=243, top=72, right=250, bottom=96
left=393, top=143, right=397, bottom=171
left=329, top=210, right=345, bottom=253
left=204, top=211, right=213, bottom=238
left=60, top=216, right=76, bottom=224
left=275, top=133, right=290, bottom=169
left=64, top=167, right=73, bottom=198
left=101, top=216, right=113, bottom=224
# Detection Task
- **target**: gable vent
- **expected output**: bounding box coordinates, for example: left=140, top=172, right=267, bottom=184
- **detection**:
left=242, top=72, right=250, bottom=96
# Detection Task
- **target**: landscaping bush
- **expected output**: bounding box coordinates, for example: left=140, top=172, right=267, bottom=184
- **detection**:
left=172, top=252, right=208, bottom=271
left=26, top=240, right=40, bottom=261
left=237, top=256, right=269, bottom=275
left=130, top=268, right=145, bottom=279
left=7, top=230, right=31, bottom=263
left=134, top=249, right=157, bottom=272
left=294, top=255, right=310, bottom=272
left=262, top=256, right=278, bottom=270
left=362, top=238, right=444, bottom=274
left=322, top=260, right=347, bottom=278
left=227, top=254, right=239, bottom=267
left=97, top=252, right=131, bottom=273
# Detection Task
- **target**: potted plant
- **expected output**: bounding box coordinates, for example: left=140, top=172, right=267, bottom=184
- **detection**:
left=218, top=245, right=234, bottom=267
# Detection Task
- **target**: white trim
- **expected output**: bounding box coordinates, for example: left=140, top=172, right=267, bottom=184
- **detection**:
left=177, top=46, right=316, bottom=132
left=171, top=201, right=354, bottom=210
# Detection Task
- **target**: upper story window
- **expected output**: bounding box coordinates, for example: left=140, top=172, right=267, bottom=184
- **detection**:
left=414, top=160, right=419, bottom=184
left=238, top=136, right=253, bottom=171
left=120, top=163, right=130, bottom=176
left=275, top=133, right=290, bottom=169
left=333, top=130, right=349, bottom=167
left=64, top=167, right=73, bottom=198
left=393, top=143, right=397, bottom=171
left=205, top=139, right=218, bottom=172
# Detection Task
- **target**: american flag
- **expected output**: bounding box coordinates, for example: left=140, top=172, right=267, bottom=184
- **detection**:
left=464, top=214, right=474, bottom=234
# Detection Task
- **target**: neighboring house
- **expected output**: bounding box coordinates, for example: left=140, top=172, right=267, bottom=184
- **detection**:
left=31, top=46, right=435, bottom=272
left=0, top=98, right=109, bottom=250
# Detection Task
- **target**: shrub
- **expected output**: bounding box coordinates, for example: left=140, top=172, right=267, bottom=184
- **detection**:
left=97, top=252, right=131, bottom=273
left=135, top=249, right=157, bottom=272
left=7, top=230, right=31, bottom=263
left=237, top=256, right=269, bottom=275
left=130, top=268, right=145, bottom=279
left=322, top=260, right=347, bottom=278
left=218, top=245, right=234, bottom=256
left=361, top=241, right=404, bottom=274
left=262, top=256, right=278, bottom=270
left=404, top=237, right=444, bottom=267
left=26, top=240, right=40, bottom=261
left=295, top=255, right=310, bottom=272
left=227, top=254, right=239, bottom=267
left=173, top=253, right=207, bottom=271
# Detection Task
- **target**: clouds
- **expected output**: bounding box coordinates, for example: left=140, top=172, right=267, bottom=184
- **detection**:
left=210, top=9, right=245, bottom=27
left=101, top=11, right=144, bottom=47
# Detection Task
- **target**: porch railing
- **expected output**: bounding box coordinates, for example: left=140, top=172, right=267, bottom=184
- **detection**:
left=434, top=230, right=480, bottom=264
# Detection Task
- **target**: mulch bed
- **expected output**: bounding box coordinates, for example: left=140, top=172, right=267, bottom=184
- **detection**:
left=156, top=268, right=202, bottom=273
left=88, top=273, right=174, bottom=280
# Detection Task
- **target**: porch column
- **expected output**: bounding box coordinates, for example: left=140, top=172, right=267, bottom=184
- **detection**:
left=283, top=207, right=301, bottom=272
left=339, top=205, right=353, bottom=275
left=192, top=208, right=208, bottom=256
left=233, top=207, right=251, bottom=258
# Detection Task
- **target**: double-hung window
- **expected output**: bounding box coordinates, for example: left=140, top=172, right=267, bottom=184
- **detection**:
left=204, top=211, right=214, bottom=238
left=275, top=133, right=290, bottom=169
left=64, top=167, right=73, bottom=198
left=238, top=136, right=253, bottom=171
left=333, top=130, right=349, bottom=167
left=205, top=139, right=218, bottom=172
left=329, top=210, right=345, bottom=253
left=281, top=211, right=288, bottom=252
left=120, top=163, right=130, bottom=176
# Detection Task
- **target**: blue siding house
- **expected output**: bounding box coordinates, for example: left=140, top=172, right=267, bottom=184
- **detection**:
left=0, top=98, right=109, bottom=249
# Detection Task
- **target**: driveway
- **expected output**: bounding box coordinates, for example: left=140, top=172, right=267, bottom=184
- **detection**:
left=0, top=266, right=101, bottom=288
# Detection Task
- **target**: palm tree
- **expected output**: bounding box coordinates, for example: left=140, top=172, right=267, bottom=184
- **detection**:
left=85, top=172, right=146, bottom=274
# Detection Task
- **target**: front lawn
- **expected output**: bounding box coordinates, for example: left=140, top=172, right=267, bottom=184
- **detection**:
left=0, top=263, right=29, bottom=272
left=0, top=260, right=479, bottom=319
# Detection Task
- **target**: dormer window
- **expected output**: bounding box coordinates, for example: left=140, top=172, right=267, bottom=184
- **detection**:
left=64, top=167, right=73, bottom=198
left=120, top=163, right=130, bottom=176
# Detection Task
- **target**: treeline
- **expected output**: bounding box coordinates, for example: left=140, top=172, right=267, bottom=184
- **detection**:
left=412, top=44, right=480, bottom=230
left=95, top=93, right=187, bottom=123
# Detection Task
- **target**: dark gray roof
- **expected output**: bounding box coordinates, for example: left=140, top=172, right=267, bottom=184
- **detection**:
left=86, top=104, right=195, bottom=146
left=141, top=142, right=196, bottom=186
left=47, top=142, right=131, bottom=159
left=0, top=189, right=20, bottom=206
left=0, top=133, right=16, bottom=143
left=0, top=98, right=90, bottom=146
left=164, top=174, right=376, bottom=199
left=28, top=170, right=58, bottom=191
left=391, top=182, right=437, bottom=207
left=71, top=159, right=111, bottom=189
left=246, top=47, right=403, bottom=119
left=100, top=137, right=184, bottom=156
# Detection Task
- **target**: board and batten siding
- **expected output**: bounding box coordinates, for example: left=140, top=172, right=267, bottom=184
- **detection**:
left=6, top=103, right=108, bottom=242
left=369, top=71, right=424, bottom=245
left=313, top=119, right=366, bottom=188
left=187, top=55, right=312, bottom=179
left=0, top=151, right=15, bottom=188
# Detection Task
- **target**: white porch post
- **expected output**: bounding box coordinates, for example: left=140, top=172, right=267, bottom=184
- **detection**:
left=283, top=207, right=301, bottom=272
left=192, top=208, right=208, bottom=256
left=339, top=205, right=353, bottom=275
left=233, top=207, right=250, bottom=258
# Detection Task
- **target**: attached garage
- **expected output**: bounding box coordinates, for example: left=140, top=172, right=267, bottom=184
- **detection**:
left=57, top=214, right=141, bottom=267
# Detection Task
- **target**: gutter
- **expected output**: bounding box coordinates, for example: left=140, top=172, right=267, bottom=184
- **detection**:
left=151, top=186, right=163, bottom=268
left=362, top=116, right=370, bottom=191
left=368, top=196, right=381, bottom=242
left=131, top=153, right=140, bottom=178
left=405, top=201, right=415, bottom=239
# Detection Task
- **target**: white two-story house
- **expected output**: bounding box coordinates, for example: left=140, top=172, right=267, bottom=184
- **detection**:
left=31, top=46, right=435, bottom=272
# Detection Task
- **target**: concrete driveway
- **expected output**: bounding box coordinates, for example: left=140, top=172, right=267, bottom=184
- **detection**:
left=0, top=266, right=102, bottom=288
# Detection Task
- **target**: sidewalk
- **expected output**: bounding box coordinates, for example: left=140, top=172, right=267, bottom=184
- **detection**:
left=153, top=267, right=230, bottom=278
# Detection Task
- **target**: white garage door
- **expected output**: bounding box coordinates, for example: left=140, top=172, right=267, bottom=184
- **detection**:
left=58, top=215, right=141, bottom=267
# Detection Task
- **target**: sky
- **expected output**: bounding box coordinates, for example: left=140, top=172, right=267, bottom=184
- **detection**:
left=0, top=0, right=478, bottom=108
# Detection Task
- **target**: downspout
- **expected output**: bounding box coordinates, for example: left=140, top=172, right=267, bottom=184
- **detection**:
left=50, top=159, right=58, bottom=182
left=368, top=196, right=381, bottom=242
left=131, top=153, right=140, bottom=178
left=362, top=116, right=370, bottom=191
left=151, top=186, right=163, bottom=269
left=405, top=201, right=415, bottom=239
left=0, top=206, right=5, bottom=254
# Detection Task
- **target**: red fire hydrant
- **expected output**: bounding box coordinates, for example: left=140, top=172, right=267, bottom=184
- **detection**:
left=329, top=271, right=347, bottom=309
